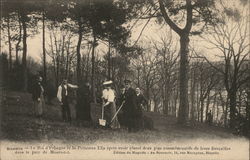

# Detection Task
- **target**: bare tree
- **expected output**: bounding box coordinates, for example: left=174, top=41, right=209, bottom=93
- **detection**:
left=133, top=45, right=159, bottom=111
left=42, top=12, right=46, bottom=82
left=151, top=32, right=179, bottom=115
left=46, top=23, right=76, bottom=87
left=15, top=13, right=22, bottom=64
left=197, top=61, right=220, bottom=122
left=6, top=15, right=12, bottom=70
left=201, top=15, right=250, bottom=128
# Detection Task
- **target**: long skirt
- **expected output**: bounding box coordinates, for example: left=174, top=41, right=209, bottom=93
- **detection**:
left=110, top=102, right=120, bottom=129
left=104, top=102, right=120, bottom=129
left=34, top=95, right=45, bottom=116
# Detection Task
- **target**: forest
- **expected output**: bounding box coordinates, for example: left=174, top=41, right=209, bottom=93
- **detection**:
left=1, top=0, right=249, bottom=137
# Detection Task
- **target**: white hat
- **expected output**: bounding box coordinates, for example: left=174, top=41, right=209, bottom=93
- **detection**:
left=103, top=80, right=113, bottom=85
left=37, top=76, right=43, bottom=82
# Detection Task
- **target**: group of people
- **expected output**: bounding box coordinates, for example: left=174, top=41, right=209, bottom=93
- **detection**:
left=32, top=77, right=80, bottom=123
left=120, top=79, right=148, bottom=132
left=102, top=79, right=148, bottom=132
left=31, top=76, right=148, bottom=132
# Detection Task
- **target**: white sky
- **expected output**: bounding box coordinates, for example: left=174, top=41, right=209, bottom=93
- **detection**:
left=1, top=20, right=216, bottom=62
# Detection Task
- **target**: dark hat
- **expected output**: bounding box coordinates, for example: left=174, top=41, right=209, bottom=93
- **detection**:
left=124, top=79, right=131, bottom=84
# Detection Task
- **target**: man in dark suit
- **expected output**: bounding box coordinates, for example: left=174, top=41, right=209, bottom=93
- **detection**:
left=122, top=79, right=139, bottom=132
left=57, top=79, right=78, bottom=123
left=76, top=82, right=92, bottom=126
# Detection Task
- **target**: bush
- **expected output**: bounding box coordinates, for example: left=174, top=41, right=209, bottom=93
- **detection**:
left=8, top=62, right=24, bottom=91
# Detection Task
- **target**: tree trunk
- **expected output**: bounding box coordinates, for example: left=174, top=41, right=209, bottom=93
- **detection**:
left=111, top=54, right=115, bottom=80
left=229, top=88, right=237, bottom=128
left=65, top=42, right=70, bottom=78
left=107, top=40, right=111, bottom=80
left=56, top=55, right=60, bottom=85
left=177, top=34, right=190, bottom=125
left=173, top=88, right=178, bottom=117
left=246, top=88, right=250, bottom=135
left=216, top=96, right=219, bottom=124
left=91, top=33, right=96, bottom=103
left=164, top=91, right=169, bottom=115
left=20, top=12, right=27, bottom=92
left=200, top=99, right=204, bottom=122
left=61, top=36, right=65, bottom=79
left=224, top=97, right=229, bottom=127
left=153, top=96, right=158, bottom=112
left=146, top=82, right=150, bottom=111
left=42, top=12, right=47, bottom=82
left=196, top=81, right=200, bottom=121
left=162, top=87, right=167, bottom=115
left=54, top=35, right=61, bottom=84
left=85, top=47, right=90, bottom=82
left=237, top=90, right=242, bottom=114
left=212, top=94, right=217, bottom=123
left=159, top=0, right=192, bottom=125
left=205, top=92, right=211, bottom=122
left=7, top=15, right=12, bottom=70
left=137, top=67, right=140, bottom=87
left=15, top=14, right=22, bottom=64
left=190, top=68, right=196, bottom=122
left=76, top=22, right=83, bottom=84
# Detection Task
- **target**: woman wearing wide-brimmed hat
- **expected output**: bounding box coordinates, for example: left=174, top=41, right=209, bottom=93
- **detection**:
left=32, top=76, right=45, bottom=120
left=102, top=80, right=120, bottom=129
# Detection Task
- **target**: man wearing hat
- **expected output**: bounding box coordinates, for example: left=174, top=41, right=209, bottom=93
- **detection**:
left=122, top=79, right=139, bottom=132
left=102, top=80, right=120, bottom=129
left=57, top=79, right=78, bottom=123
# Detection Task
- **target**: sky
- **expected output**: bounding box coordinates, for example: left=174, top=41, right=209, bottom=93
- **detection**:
left=1, top=18, right=219, bottom=62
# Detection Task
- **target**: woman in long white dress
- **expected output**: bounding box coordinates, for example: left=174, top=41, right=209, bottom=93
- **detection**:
left=102, top=81, right=120, bottom=129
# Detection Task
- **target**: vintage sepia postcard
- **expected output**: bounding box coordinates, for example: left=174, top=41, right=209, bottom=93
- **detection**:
left=0, top=0, right=249, bottom=160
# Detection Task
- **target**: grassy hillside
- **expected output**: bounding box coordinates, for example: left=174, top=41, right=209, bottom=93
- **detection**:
left=0, top=91, right=244, bottom=143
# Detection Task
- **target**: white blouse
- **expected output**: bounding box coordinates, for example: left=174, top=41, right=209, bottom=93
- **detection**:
left=102, top=89, right=115, bottom=102
left=57, top=83, right=78, bottom=102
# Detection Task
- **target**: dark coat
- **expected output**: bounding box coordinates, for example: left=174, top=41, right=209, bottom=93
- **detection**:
left=136, top=94, right=147, bottom=106
left=76, top=85, right=92, bottom=121
left=123, top=87, right=138, bottom=118
left=136, top=93, right=147, bottom=114
left=32, top=82, right=43, bottom=101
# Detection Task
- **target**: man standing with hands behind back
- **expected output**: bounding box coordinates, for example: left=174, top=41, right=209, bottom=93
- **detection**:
left=57, top=79, right=78, bottom=123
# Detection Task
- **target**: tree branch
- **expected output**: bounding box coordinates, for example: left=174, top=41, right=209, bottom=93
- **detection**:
left=158, top=0, right=182, bottom=35
left=184, top=0, right=193, bottom=32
